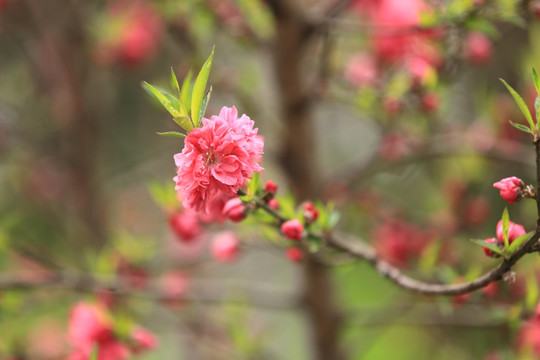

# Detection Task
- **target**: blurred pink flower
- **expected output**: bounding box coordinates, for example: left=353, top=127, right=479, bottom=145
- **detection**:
left=281, top=219, right=304, bottom=241
left=373, top=220, right=432, bottom=267
left=169, top=210, right=203, bottom=242
left=174, top=106, right=263, bottom=213
left=211, top=231, right=240, bottom=262
left=131, top=327, right=157, bottom=354
left=344, top=53, right=378, bottom=87
left=517, top=303, right=540, bottom=355
left=286, top=247, right=304, bottom=263
left=464, top=32, right=492, bottom=65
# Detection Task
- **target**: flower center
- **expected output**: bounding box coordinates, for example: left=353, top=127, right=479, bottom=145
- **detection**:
left=204, top=148, right=219, bottom=167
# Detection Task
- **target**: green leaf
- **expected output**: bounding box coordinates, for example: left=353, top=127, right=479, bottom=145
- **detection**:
left=533, top=68, right=540, bottom=96
left=142, top=81, right=182, bottom=118
left=90, top=345, right=99, bottom=360
left=507, top=231, right=534, bottom=255
left=500, top=78, right=535, bottom=131
left=172, top=116, right=194, bottom=131
left=170, top=67, right=181, bottom=98
left=156, top=131, right=187, bottom=138
left=502, top=207, right=510, bottom=250
left=198, top=86, right=212, bottom=127
left=509, top=120, right=534, bottom=134
left=535, top=96, right=540, bottom=123
left=191, top=46, right=215, bottom=126
left=470, top=239, right=504, bottom=257
left=181, top=69, right=193, bottom=116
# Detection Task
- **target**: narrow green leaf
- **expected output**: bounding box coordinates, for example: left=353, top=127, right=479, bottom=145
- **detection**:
left=500, top=78, right=535, bottom=131
left=534, top=95, right=540, bottom=126
left=509, top=120, right=534, bottom=134
left=470, top=239, right=504, bottom=257
left=191, top=46, right=215, bottom=127
left=172, top=116, right=193, bottom=131
left=507, top=231, right=534, bottom=255
left=181, top=69, right=193, bottom=116
left=170, top=67, right=181, bottom=98
left=156, top=131, right=187, bottom=138
left=142, top=81, right=182, bottom=118
left=502, top=207, right=510, bottom=251
left=90, top=345, right=99, bottom=360
left=533, top=68, right=540, bottom=97
left=198, top=86, right=212, bottom=127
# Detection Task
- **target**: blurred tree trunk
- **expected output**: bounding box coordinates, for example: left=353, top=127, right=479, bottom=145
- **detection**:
left=268, top=1, right=344, bottom=359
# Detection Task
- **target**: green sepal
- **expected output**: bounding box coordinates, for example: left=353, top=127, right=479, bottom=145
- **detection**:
left=509, top=120, right=534, bottom=135
left=142, top=81, right=182, bottom=118
left=156, top=131, right=187, bottom=138
left=307, top=235, right=321, bottom=253
left=191, top=46, right=215, bottom=127
left=198, top=86, right=213, bottom=127
left=507, top=231, right=534, bottom=255
left=470, top=239, right=504, bottom=257
left=500, top=78, right=535, bottom=132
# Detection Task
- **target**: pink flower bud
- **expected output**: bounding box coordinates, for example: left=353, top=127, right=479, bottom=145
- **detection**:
left=281, top=219, right=304, bottom=241
left=482, top=238, right=499, bottom=257
left=464, top=32, right=492, bottom=65
left=269, top=198, right=280, bottom=210
left=169, top=210, right=202, bottom=242
left=493, top=176, right=524, bottom=204
left=286, top=247, right=304, bottom=262
left=222, top=197, right=246, bottom=222
left=496, top=219, right=526, bottom=244
left=264, top=180, right=278, bottom=194
left=211, top=231, right=240, bottom=262
left=383, top=97, right=402, bottom=115
left=303, top=202, right=319, bottom=222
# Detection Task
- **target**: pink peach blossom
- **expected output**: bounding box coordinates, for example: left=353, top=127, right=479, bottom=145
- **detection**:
left=281, top=219, right=304, bottom=241
left=169, top=210, right=202, bottom=242
left=174, top=106, right=263, bottom=213
left=496, top=219, right=526, bottom=244
left=222, top=197, right=246, bottom=222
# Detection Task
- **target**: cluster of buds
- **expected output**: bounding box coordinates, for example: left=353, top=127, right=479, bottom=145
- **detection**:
left=482, top=220, right=526, bottom=257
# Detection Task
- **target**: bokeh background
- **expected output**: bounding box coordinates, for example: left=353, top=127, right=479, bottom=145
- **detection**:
left=1, top=0, right=540, bottom=359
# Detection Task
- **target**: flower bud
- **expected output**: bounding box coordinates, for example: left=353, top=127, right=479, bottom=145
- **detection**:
left=482, top=238, right=499, bottom=258
left=493, top=176, right=524, bottom=204
left=421, top=92, right=439, bottom=113
left=131, top=327, right=157, bottom=354
left=264, top=180, right=278, bottom=194
left=211, top=231, right=240, bottom=263
left=496, top=219, right=526, bottom=244
left=303, top=202, right=319, bottom=222
left=281, top=219, right=304, bottom=241
left=222, top=197, right=246, bottom=222
left=269, top=198, right=280, bottom=210
left=169, top=211, right=202, bottom=242
left=286, top=247, right=304, bottom=262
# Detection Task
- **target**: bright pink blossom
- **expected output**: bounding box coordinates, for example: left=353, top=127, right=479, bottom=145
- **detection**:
left=496, top=219, right=526, bottom=244
left=174, top=106, right=263, bottom=213
left=281, top=219, right=304, bottom=241
left=222, top=197, right=246, bottom=222
left=286, top=247, right=304, bottom=262
left=211, top=231, right=240, bottom=262
left=464, top=32, right=492, bottom=65
left=493, top=176, right=524, bottom=204
left=169, top=210, right=202, bottom=242
left=268, top=198, right=280, bottom=210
